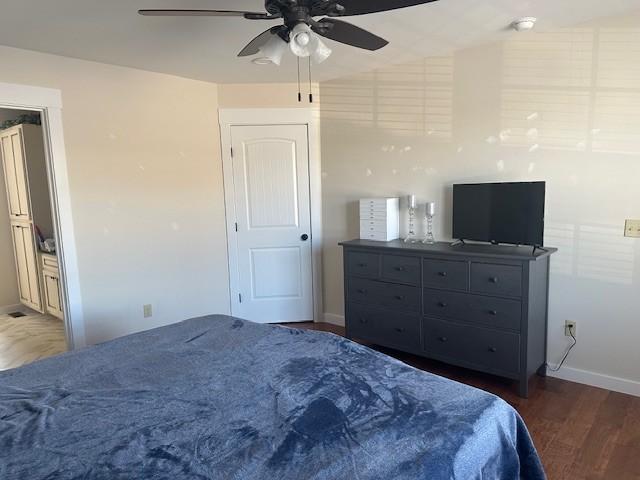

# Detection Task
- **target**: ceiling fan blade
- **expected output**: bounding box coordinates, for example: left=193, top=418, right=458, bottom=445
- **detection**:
left=325, top=0, right=438, bottom=16
left=312, top=19, right=388, bottom=51
left=138, top=9, right=273, bottom=19
left=238, top=27, right=283, bottom=57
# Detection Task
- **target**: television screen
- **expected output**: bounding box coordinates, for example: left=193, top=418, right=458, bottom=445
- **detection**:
left=452, top=182, right=546, bottom=246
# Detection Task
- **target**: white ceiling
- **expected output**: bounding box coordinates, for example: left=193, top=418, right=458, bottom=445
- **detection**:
left=0, top=0, right=638, bottom=83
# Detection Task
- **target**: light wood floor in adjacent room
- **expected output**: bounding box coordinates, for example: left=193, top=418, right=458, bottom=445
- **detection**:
left=0, top=311, right=67, bottom=371
left=284, top=322, right=640, bottom=480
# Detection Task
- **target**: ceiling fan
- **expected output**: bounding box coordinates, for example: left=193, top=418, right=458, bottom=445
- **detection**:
left=139, top=0, right=439, bottom=65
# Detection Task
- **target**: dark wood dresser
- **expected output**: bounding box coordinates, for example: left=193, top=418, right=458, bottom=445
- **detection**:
left=340, top=239, right=557, bottom=397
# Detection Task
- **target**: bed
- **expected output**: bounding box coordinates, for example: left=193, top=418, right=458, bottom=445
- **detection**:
left=0, top=315, right=545, bottom=479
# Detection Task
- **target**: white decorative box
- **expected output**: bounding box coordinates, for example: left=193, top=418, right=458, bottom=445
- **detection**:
left=359, top=198, right=400, bottom=241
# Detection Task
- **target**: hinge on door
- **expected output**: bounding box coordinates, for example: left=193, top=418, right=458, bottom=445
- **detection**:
left=230, top=146, right=234, bottom=157
left=238, top=293, right=242, bottom=303
left=235, top=222, right=238, bottom=232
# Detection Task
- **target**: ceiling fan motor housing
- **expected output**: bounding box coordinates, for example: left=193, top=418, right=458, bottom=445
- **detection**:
left=265, top=0, right=343, bottom=25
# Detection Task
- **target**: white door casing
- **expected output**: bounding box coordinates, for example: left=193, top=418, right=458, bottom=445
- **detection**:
left=0, top=82, right=85, bottom=348
left=219, top=108, right=323, bottom=324
left=230, top=125, right=313, bottom=322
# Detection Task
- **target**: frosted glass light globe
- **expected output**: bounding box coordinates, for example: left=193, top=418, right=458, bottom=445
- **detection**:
left=295, top=32, right=310, bottom=47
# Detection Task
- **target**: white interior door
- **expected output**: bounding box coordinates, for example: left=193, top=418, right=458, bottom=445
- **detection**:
left=230, top=124, right=313, bottom=323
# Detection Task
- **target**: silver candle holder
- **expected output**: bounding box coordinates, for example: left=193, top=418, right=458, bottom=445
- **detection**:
left=423, top=202, right=436, bottom=244
left=404, top=195, right=420, bottom=243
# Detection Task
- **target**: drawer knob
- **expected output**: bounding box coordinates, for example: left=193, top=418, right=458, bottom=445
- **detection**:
left=489, top=277, right=499, bottom=284
left=488, top=310, right=498, bottom=316
left=394, top=328, right=404, bottom=333
left=357, top=263, right=367, bottom=268
left=395, top=295, right=405, bottom=301
left=359, top=318, right=368, bottom=324
left=438, top=271, right=448, bottom=277
left=438, top=336, right=448, bottom=342
left=395, top=266, right=406, bottom=272
left=438, top=302, right=448, bottom=308
left=357, top=289, right=367, bottom=294
left=488, top=347, right=497, bottom=353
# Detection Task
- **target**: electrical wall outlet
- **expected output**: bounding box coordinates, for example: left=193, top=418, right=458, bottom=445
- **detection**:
left=565, top=320, right=577, bottom=337
left=624, top=219, right=640, bottom=238
left=143, top=304, right=153, bottom=318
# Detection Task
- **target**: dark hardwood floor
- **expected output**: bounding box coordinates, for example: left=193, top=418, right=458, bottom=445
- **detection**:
left=282, top=322, right=640, bottom=480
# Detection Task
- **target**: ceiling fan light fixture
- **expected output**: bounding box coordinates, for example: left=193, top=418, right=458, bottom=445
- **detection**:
left=257, top=34, right=288, bottom=65
left=311, top=38, right=332, bottom=64
left=289, top=23, right=333, bottom=63
left=289, top=23, right=314, bottom=57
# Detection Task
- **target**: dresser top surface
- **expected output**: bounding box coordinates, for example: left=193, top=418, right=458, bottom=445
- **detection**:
left=339, top=239, right=557, bottom=260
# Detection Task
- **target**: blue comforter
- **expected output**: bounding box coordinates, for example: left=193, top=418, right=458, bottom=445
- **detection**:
left=0, top=315, right=545, bottom=479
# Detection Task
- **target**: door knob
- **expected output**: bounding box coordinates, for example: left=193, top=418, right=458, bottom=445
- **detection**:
left=301, top=234, right=309, bottom=241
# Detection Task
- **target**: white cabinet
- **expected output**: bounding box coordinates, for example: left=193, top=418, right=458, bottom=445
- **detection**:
left=1, top=128, right=30, bottom=218
left=41, top=253, right=63, bottom=320
left=10, top=222, right=42, bottom=311
left=1, top=124, right=53, bottom=313
left=359, top=198, right=400, bottom=241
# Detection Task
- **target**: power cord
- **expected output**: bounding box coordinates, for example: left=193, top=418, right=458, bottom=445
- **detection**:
left=548, top=328, right=577, bottom=372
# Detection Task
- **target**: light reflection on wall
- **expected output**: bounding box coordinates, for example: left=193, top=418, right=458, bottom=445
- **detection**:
left=322, top=56, right=453, bottom=138
left=576, top=225, right=635, bottom=285
left=593, top=91, right=640, bottom=154
left=500, top=89, right=590, bottom=151
left=502, top=29, right=594, bottom=88
left=500, top=26, right=640, bottom=155
left=546, top=222, right=635, bottom=285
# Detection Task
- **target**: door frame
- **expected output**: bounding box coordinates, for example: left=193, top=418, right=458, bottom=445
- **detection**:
left=0, top=82, right=86, bottom=348
left=219, top=108, right=323, bottom=323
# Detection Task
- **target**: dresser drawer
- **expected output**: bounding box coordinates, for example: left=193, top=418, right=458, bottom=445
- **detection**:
left=360, top=220, right=388, bottom=233
left=347, top=278, right=420, bottom=313
left=347, top=303, right=420, bottom=351
left=347, top=277, right=381, bottom=304
left=423, top=258, right=468, bottom=291
left=471, top=263, right=522, bottom=297
left=423, top=289, right=522, bottom=331
left=41, top=253, right=59, bottom=271
left=424, top=318, right=521, bottom=376
left=360, top=210, right=387, bottom=221
left=346, top=251, right=380, bottom=278
left=360, top=232, right=392, bottom=242
left=378, top=282, right=421, bottom=313
left=381, top=255, right=421, bottom=286
left=360, top=198, right=391, bottom=209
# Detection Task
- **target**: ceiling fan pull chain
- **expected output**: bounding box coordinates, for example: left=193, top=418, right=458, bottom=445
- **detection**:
left=308, top=57, right=313, bottom=103
left=297, top=56, right=302, bottom=102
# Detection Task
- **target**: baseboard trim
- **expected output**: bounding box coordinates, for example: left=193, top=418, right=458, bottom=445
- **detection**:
left=323, top=313, right=345, bottom=327
left=548, top=364, right=640, bottom=397
left=0, top=304, right=23, bottom=315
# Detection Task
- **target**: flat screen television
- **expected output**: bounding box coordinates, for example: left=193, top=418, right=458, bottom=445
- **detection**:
left=452, top=181, right=546, bottom=247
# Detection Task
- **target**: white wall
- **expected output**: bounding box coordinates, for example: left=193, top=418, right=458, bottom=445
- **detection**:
left=320, top=14, right=640, bottom=393
left=218, top=83, right=320, bottom=109
left=0, top=46, right=229, bottom=344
